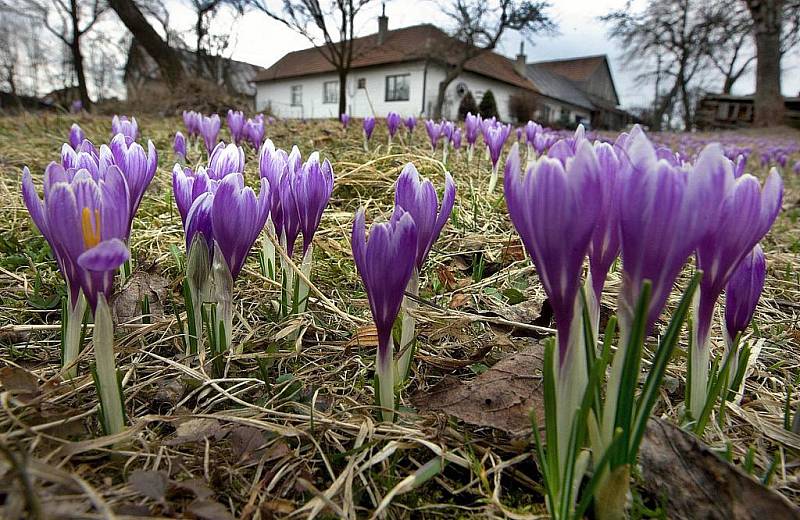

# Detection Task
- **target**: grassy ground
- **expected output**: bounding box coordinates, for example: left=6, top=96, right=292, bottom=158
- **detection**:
left=0, top=113, right=799, bottom=519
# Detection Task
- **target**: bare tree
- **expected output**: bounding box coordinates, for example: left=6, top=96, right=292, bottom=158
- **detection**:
left=434, top=0, right=554, bottom=119
left=0, top=12, right=21, bottom=98
left=743, top=0, right=800, bottom=126
left=247, top=0, right=377, bottom=117
left=602, top=0, right=725, bottom=130
left=3, top=0, right=106, bottom=110
left=107, top=0, right=185, bottom=86
left=706, top=3, right=755, bottom=94
left=187, top=0, right=246, bottom=83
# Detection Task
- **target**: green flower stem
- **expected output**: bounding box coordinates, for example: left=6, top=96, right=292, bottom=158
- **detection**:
left=62, top=290, right=87, bottom=379
left=92, top=295, right=125, bottom=435
left=261, top=220, right=277, bottom=281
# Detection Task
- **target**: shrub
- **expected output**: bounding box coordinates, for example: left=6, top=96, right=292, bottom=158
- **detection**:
left=457, top=91, right=478, bottom=120
left=478, top=90, right=499, bottom=119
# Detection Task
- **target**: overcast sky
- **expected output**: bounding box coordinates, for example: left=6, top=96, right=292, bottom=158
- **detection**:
left=165, top=0, right=800, bottom=109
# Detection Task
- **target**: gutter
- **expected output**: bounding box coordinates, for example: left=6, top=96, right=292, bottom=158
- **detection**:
left=421, top=59, right=429, bottom=116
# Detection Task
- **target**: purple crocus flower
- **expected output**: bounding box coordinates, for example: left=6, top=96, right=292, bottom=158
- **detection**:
left=200, top=114, right=221, bottom=153
left=258, top=139, right=289, bottom=234
left=451, top=128, right=462, bottom=151
left=69, top=124, right=85, bottom=149
left=588, top=142, right=622, bottom=305
left=70, top=100, right=83, bottom=114
left=227, top=110, right=246, bottom=145
left=793, top=161, right=800, bottom=175
left=209, top=173, right=270, bottom=279
left=387, top=112, right=401, bottom=140
left=724, top=244, right=766, bottom=342
left=351, top=207, right=418, bottom=421
left=617, top=128, right=726, bottom=334
left=206, top=141, right=245, bottom=179
left=22, top=162, right=132, bottom=311
left=340, top=113, right=350, bottom=128
left=174, top=131, right=187, bottom=161
left=441, top=121, right=454, bottom=141
left=173, top=164, right=217, bottom=251
left=464, top=113, right=481, bottom=146
left=111, top=115, right=139, bottom=142
left=245, top=117, right=265, bottom=149
left=394, top=163, right=456, bottom=271
left=291, top=152, right=335, bottom=255
left=525, top=121, right=542, bottom=145
left=486, top=124, right=511, bottom=192
left=424, top=120, right=443, bottom=151
left=105, top=133, right=158, bottom=227
left=61, top=140, right=99, bottom=171
left=183, top=110, right=201, bottom=137
left=694, top=150, right=782, bottom=352
left=404, top=116, right=416, bottom=133
left=504, top=141, right=601, bottom=358
left=486, top=124, right=511, bottom=167
left=363, top=116, right=376, bottom=139
left=516, top=127, right=523, bottom=141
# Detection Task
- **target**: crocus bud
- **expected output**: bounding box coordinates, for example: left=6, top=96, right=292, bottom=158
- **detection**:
left=725, top=244, right=766, bottom=342
left=174, top=131, right=187, bottom=161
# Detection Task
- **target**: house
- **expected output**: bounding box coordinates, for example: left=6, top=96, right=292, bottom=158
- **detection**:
left=254, top=15, right=632, bottom=129
left=123, top=43, right=267, bottom=107
left=695, top=93, right=800, bottom=129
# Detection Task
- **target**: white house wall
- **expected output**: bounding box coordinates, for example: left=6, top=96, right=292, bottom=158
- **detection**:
left=255, top=61, right=527, bottom=122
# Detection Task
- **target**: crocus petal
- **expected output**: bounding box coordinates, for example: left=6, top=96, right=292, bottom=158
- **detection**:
left=77, top=238, right=130, bottom=272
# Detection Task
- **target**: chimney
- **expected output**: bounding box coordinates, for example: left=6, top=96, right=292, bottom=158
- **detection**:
left=515, top=41, right=527, bottom=75
left=377, top=3, right=388, bottom=44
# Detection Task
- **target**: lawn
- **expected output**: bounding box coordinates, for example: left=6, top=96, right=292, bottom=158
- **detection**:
left=0, top=113, right=799, bottom=518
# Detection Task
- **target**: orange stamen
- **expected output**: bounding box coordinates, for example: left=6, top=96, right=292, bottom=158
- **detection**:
left=81, top=207, right=101, bottom=249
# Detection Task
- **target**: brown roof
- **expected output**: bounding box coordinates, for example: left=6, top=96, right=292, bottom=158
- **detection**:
left=255, top=24, right=536, bottom=91
left=532, top=55, right=606, bottom=82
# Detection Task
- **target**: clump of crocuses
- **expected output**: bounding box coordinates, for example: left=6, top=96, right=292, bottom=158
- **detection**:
left=21, top=119, right=158, bottom=434
left=394, top=164, right=455, bottom=383
left=173, top=142, right=270, bottom=360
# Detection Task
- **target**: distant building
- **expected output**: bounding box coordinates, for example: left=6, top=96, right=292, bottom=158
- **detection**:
left=123, top=43, right=267, bottom=107
left=254, top=15, right=633, bottom=128
left=696, top=94, right=800, bottom=129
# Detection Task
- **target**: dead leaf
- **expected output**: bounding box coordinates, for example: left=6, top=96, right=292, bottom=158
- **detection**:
left=230, top=426, right=267, bottom=462
left=189, top=500, right=235, bottom=520
left=449, top=292, right=471, bottom=309
left=111, top=270, right=169, bottom=324
left=166, top=418, right=223, bottom=445
left=411, top=344, right=545, bottom=436
left=172, top=478, right=214, bottom=500
left=436, top=266, right=458, bottom=291
left=500, top=239, right=526, bottom=263
left=260, top=498, right=295, bottom=517
left=128, top=470, right=169, bottom=503
left=0, top=367, right=39, bottom=397
left=346, top=324, right=378, bottom=350
left=640, top=417, right=800, bottom=519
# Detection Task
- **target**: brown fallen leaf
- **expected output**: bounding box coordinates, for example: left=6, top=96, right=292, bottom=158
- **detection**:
left=449, top=292, right=471, bottom=309
left=165, top=418, right=224, bottom=445
left=640, top=417, right=800, bottom=520
left=436, top=266, right=458, bottom=291
left=111, top=269, right=169, bottom=324
left=230, top=426, right=268, bottom=462
left=346, top=324, right=378, bottom=350
left=260, top=498, right=295, bottom=517
left=188, top=499, right=235, bottom=520
left=0, top=366, right=39, bottom=398
left=128, top=470, right=169, bottom=503
left=411, top=344, right=544, bottom=436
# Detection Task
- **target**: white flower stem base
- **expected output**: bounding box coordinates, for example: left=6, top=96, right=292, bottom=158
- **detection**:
left=488, top=163, right=500, bottom=193
left=396, top=270, right=419, bottom=384
left=377, top=336, right=396, bottom=423
left=62, top=291, right=87, bottom=379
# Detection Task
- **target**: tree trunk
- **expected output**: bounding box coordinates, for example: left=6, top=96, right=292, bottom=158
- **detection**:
left=69, top=0, right=91, bottom=111
left=108, top=0, right=184, bottom=86
left=652, top=78, right=681, bottom=131
left=747, top=0, right=785, bottom=126
left=338, top=68, right=347, bottom=116
left=433, top=67, right=461, bottom=120
left=680, top=74, right=693, bottom=130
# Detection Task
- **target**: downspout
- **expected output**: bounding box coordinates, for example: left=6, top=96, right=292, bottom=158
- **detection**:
left=421, top=58, right=429, bottom=116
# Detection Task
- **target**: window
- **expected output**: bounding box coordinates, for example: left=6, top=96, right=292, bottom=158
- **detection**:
left=541, top=105, right=552, bottom=122
left=357, top=78, right=366, bottom=89
left=291, top=85, right=302, bottom=106
left=323, top=81, right=338, bottom=104
left=385, top=74, right=410, bottom=101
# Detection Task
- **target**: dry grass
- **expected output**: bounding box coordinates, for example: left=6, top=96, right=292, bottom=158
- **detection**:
left=0, top=113, right=798, bottom=519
